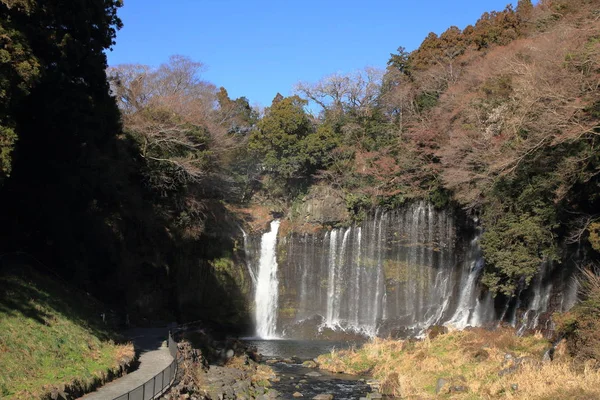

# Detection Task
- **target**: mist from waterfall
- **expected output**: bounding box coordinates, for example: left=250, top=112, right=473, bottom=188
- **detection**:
left=254, top=220, right=281, bottom=339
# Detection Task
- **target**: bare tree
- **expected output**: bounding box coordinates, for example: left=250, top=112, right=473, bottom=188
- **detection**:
left=108, top=56, right=231, bottom=190
left=295, top=67, right=384, bottom=117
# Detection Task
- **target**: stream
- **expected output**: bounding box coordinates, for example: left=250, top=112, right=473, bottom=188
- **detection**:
left=245, top=339, right=373, bottom=399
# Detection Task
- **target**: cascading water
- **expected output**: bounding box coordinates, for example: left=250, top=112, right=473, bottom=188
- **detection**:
left=241, top=228, right=257, bottom=286
left=242, top=202, right=579, bottom=339
left=277, top=202, right=493, bottom=337
left=446, top=229, right=492, bottom=329
left=254, top=220, right=281, bottom=339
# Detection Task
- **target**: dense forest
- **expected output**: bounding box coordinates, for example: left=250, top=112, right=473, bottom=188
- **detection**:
left=0, top=0, right=599, bottom=329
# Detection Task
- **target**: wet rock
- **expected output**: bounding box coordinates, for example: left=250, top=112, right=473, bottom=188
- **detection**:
left=499, top=356, right=542, bottom=376
left=302, top=360, right=318, bottom=368
left=516, top=356, right=541, bottom=368
left=366, top=379, right=380, bottom=391
left=266, top=359, right=280, bottom=364
left=427, top=325, right=448, bottom=340
left=312, top=395, right=334, bottom=400
left=435, top=378, right=448, bottom=394
left=448, top=385, right=468, bottom=393
left=366, top=393, right=383, bottom=399
left=293, top=392, right=304, bottom=397
left=543, top=347, right=554, bottom=362
left=305, top=371, right=322, bottom=377
left=248, top=346, right=262, bottom=363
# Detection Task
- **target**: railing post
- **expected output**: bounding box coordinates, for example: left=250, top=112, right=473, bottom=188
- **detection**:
left=142, top=383, right=145, bottom=400
left=153, top=376, right=156, bottom=396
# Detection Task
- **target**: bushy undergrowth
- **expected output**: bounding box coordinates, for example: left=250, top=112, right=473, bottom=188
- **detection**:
left=556, top=269, right=600, bottom=364
left=317, top=328, right=600, bottom=399
left=0, top=266, right=133, bottom=399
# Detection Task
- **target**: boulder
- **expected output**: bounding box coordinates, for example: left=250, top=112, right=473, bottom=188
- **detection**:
left=312, top=395, right=334, bottom=400
left=426, top=325, right=448, bottom=340
left=448, top=385, right=468, bottom=393
left=435, top=378, right=448, bottom=394
left=293, top=392, right=304, bottom=398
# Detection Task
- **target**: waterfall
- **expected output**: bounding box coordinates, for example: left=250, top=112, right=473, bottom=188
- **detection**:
left=243, top=202, right=579, bottom=339
left=255, top=220, right=281, bottom=339
left=446, top=230, right=494, bottom=329
left=276, top=202, right=493, bottom=337
left=241, top=228, right=257, bottom=286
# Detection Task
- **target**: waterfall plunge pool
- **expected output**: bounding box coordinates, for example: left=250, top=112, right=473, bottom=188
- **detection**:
left=243, top=338, right=366, bottom=360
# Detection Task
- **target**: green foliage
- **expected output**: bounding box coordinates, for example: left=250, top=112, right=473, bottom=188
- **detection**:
left=0, top=126, right=17, bottom=180
left=428, top=186, right=451, bottom=209
left=345, top=192, right=372, bottom=222
left=415, top=91, right=439, bottom=112
left=387, top=46, right=412, bottom=76
left=0, top=5, right=40, bottom=182
left=250, top=95, right=313, bottom=179
left=249, top=95, right=342, bottom=197
left=378, top=193, right=407, bottom=210
left=481, top=211, right=557, bottom=295
left=301, top=123, right=341, bottom=168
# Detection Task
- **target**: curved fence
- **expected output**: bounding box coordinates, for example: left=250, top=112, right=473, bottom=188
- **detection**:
left=113, top=332, right=179, bottom=400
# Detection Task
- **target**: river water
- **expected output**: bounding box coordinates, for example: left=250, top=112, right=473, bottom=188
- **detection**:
left=244, top=339, right=365, bottom=359
left=244, top=339, right=372, bottom=399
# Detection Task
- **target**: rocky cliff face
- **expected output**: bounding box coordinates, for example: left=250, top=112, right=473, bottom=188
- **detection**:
left=294, top=185, right=349, bottom=225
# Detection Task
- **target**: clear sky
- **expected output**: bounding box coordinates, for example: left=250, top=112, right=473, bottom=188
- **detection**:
left=106, top=0, right=518, bottom=108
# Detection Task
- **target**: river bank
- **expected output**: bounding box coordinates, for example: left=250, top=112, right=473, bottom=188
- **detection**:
left=317, top=327, right=600, bottom=399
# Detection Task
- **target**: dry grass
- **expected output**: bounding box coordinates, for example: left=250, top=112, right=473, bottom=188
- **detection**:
left=317, top=328, right=600, bottom=399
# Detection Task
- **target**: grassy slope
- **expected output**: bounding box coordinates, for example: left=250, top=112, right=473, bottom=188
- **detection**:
left=0, top=265, right=133, bottom=399
left=318, top=328, right=600, bottom=399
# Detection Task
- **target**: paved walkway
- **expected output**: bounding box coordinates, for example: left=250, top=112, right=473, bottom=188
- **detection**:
left=79, top=327, right=174, bottom=400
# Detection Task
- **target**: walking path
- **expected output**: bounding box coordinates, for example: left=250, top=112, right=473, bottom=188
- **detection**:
left=79, top=327, right=174, bottom=400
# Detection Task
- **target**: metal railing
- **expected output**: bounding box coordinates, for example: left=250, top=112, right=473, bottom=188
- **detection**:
left=113, top=332, right=179, bottom=400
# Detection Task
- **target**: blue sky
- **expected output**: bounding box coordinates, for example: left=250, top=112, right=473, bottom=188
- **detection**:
left=107, top=0, right=518, bottom=107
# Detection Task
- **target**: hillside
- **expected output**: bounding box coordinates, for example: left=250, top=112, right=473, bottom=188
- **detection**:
left=0, top=262, right=133, bottom=399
